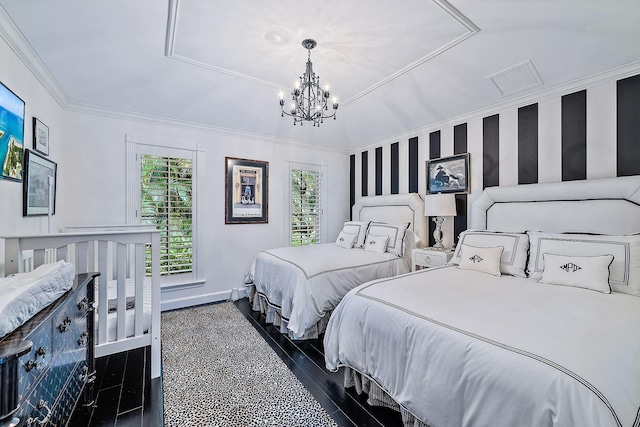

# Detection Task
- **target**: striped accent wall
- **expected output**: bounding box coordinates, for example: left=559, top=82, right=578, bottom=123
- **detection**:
left=349, top=72, right=640, bottom=245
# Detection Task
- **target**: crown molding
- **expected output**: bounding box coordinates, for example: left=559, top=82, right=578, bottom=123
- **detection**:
left=66, top=100, right=348, bottom=154
left=351, top=59, right=640, bottom=154
left=0, top=5, right=70, bottom=107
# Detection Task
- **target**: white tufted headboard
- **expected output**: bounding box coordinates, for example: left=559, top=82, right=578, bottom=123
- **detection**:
left=352, top=193, right=428, bottom=247
left=471, top=176, right=640, bottom=234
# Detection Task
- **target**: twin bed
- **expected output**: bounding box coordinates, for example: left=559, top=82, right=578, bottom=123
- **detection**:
left=324, top=176, right=640, bottom=427
left=248, top=193, right=428, bottom=339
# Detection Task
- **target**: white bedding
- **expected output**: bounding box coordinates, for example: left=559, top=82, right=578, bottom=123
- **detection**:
left=250, top=243, right=410, bottom=338
left=324, top=266, right=640, bottom=427
left=100, top=277, right=152, bottom=342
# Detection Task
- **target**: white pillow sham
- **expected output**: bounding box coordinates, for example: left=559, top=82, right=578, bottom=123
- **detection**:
left=527, top=231, right=640, bottom=296
left=449, top=230, right=529, bottom=277
left=335, top=231, right=357, bottom=249
left=341, top=221, right=370, bottom=248
left=367, top=222, right=410, bottom=257
left=457, top=244, right=504, bottom=277
left=364, top=234, right=389, bottom=253
left=539, top=253, right=613, bottom=294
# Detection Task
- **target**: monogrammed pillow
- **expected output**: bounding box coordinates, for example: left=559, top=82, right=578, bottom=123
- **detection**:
left=335, top=231, right=357, bottom=249
left=363, top=234, right=389, bottom=253
left=449, top=230, right=529, bottom=277
left=527, top=231, right=640, bottom=296
left=539, top=253, right=613, bottom=294
left=457, top=244, right=504, bottom=277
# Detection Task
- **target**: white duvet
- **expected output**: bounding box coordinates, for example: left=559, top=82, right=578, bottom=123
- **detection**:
left=250, top=243, right=410, bottom=338
left=0, top=261, right=75, bottom=338
left=324, top=265, right=640, bottom=427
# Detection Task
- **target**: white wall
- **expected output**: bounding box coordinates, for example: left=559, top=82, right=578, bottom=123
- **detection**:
left=0, top=34, right=351, bottom=308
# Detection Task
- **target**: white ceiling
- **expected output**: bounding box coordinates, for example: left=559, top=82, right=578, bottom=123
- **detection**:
left=1, top=0, right=640, bottom=152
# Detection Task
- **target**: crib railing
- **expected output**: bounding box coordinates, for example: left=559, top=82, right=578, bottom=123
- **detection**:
left=2, top=230, right=161, bottom=379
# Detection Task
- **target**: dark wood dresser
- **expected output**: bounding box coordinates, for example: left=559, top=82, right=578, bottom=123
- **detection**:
left=0, top=272, right=99, bottom=427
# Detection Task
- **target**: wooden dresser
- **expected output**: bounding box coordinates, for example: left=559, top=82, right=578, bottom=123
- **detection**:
left=0, top=273, right=99, bottom=427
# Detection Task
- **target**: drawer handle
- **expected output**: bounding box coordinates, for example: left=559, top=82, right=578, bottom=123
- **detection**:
left=79, top=365, right=97, bottom=384
left=25, top=399, right=51, bottom=426
left=424, top=255, right=431, bottom=262
left=58, top=316, right=72, bottom=333
left=77, top=297, right=89, bottom=311
left=77, top=330, right=89, bottom=346
left=24, top=347, right=47, bottom=372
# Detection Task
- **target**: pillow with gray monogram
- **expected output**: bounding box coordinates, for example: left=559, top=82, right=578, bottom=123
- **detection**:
left=457, top=244, right=504, bottom=277
left=335, top=231, right=357, bottom=249
left=363, top=234, right=389, bottom=253
left=538, top=253, right=613, bottom=293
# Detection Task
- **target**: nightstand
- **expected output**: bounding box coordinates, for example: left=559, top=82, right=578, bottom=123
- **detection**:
left=412, top=248, right=454, bottom=271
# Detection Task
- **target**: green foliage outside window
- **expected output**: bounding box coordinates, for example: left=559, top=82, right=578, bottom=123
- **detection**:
left=291, top=169, right=320, bottom=247
left=141, top=155, right=193, bottom=275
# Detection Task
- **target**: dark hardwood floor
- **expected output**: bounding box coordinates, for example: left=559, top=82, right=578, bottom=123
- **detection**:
left=70, top=298, right=402, bottom=426
left=68, top=346, right=162, bottom=427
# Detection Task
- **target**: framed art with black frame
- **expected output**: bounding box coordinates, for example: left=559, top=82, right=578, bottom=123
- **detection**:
left=23, top=149, right=57, bottom=216
left=225, top=156, right=268, bottom=224
left=425, top=153, right=470, bottom=194
left=33, top=117, right=49, bottom=156
left=0, top=80, right=25, bottom=182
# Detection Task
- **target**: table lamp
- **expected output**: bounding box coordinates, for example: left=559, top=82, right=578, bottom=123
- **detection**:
left=424, top=193, right=457, bottom=250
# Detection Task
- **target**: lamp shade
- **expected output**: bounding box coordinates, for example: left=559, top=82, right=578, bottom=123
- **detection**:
left=424, top=193, right=457, bottom=217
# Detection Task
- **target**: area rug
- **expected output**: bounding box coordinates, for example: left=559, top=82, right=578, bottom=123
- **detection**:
left=161, top=302, right=339, bottom=427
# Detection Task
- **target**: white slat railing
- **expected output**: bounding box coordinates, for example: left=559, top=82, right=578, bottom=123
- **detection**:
left=2, top=229, right=161, bottom=379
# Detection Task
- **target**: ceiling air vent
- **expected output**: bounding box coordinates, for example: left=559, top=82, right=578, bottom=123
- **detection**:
left=487, top=60, right=543, bottom=96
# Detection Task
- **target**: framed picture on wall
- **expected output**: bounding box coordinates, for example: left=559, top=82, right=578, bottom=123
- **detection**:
left=426, top=153, right=470, bottom=194
left=0, top=80, right=25, bottom=182
left=23, top=149, right=57, bottom=216
left=225, top=157, right=268, bottom=224
left=32, top=117, right=49, bottom=156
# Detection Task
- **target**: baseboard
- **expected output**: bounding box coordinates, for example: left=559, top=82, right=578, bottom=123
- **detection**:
left=160, top=290, right=230, bottom=311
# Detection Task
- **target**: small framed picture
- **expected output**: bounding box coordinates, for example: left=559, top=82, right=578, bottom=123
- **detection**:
left=23, top=149, right=57, bottom=216
left=33, top=117, right=49, bottom=156
left=426, top=153, right=470, bottom=194
left=225, top=157, right=268, bottom=224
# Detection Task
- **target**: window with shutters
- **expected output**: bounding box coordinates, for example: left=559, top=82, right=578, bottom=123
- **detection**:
left=140, top=154, right=193, bottom=276
left=290, top=168, right=323, bottom=247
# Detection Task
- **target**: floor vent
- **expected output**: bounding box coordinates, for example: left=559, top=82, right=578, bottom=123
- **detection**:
left=487, top=60, right=543, bottom=96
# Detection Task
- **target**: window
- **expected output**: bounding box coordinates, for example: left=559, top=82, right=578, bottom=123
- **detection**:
left=290, top=165, right=325, bottom=247
left=140, top=154, right=193, bottom=275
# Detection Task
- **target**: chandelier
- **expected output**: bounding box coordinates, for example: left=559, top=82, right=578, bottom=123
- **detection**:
left=279, top=39, right=338, bottom=126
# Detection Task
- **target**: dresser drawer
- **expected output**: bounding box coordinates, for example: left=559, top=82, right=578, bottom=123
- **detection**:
left=17, top=321, right=53, bottom=401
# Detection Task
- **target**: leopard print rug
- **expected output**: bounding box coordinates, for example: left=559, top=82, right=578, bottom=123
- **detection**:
left=161, top=302, right=338, bottom=426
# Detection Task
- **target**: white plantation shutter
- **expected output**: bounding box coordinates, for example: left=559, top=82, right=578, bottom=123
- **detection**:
left=291, top=169, right=323, bottom=247
left=140, top=154, right=193, bottom=275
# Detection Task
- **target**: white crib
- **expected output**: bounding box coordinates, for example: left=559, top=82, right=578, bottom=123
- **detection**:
left=1, top=229, right=161, bottom=379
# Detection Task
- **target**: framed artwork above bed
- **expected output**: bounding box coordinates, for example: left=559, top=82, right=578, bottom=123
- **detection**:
left=426, top=153, right=470, bottom=194
left=225, top=157, right=268, bottom=224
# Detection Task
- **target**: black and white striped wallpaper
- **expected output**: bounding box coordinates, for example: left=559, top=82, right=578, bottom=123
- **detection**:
left=350, top=73, right=640, bottom=247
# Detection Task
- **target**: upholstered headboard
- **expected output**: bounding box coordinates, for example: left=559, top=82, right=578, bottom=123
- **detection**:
left=471, top=176, right=640, bottom=234
left=352, top=193, right=428, bottom=247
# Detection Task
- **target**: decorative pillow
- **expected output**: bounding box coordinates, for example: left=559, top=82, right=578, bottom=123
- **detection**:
left=449, top=230, right=529, bottom=277
left=539, top=253, right=613, bottom=294
left=527, top=231, right=640, bottom=296
left=457, top=244, right=504, bottom=276
left=341, top=221, right=371, bottom=248
left=335, top=231, right=357, bottom=249
left=364, top=234, right=389, bottom=253
left=366, top=222, right=410, bottom=257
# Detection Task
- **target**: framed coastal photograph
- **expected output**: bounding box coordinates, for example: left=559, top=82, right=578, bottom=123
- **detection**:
left=33, top=117, right=49, bottom=156
left=23, top=149, right=57, bottom=216
left=0, top=80, right=25, bottom=182
left=225, top=157, right=268, bottom=224
left=426, top=153, right=470, bottom=194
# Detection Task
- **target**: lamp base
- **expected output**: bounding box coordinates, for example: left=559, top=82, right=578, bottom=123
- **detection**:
left=431, top=216, right=446, bottom=250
